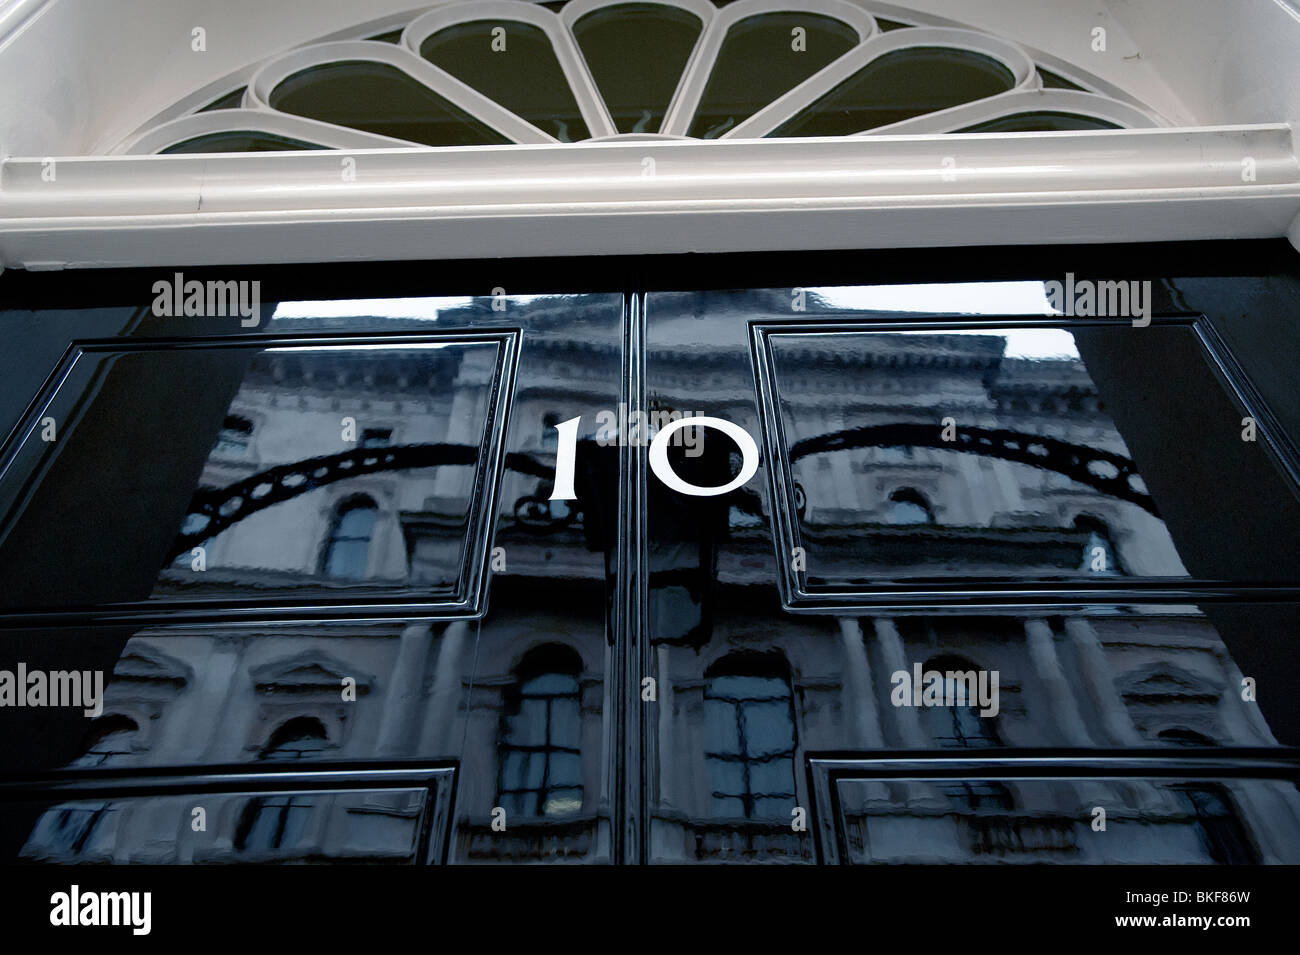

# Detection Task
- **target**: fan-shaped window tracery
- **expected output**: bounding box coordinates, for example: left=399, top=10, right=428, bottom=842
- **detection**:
left=122, top=0, right=1163, bottom=155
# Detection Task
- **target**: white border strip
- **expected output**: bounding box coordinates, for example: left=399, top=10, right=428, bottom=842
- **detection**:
left=1, top=126, right=1295, bottom=268
left=859, top=89, right=1163, bottom=135
left=118, top=109, right=418, bottom=155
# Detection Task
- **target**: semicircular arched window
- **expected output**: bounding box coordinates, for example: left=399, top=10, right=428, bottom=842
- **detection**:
left=121, top=1, right=1163, bottom=155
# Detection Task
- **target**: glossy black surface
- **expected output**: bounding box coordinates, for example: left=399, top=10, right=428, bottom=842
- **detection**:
left=751, top=320, right=1300, bottom=593
left=0, top=335, right=517, bottom=612
left=2, top=242, right=1299, bottom=864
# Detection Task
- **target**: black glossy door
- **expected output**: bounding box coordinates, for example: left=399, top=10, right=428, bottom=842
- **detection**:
left=2, top=242, right=1300, bottom=864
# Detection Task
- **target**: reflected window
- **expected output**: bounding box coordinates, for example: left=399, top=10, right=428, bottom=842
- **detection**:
left=920, top=655, right=1001, bottom=748
left=1173, top=784, right=1259, bottom=864
left=1075, top=515, right=1123, bottom=575
left=704, top=653, right=798, bottom=820
left=235, top=794, right=313, bottom=852
left=939, top=780, right=1014, bottom=811
left=888, top=488, right=934, bottom=525
left=44, top=805, right=112, bottom=854
left=214, top=415, right=253, bottom=456
left=236, top=718, right=329, bottom=852
left=73, top=715, right=140, bottom=767
left=323, top=495, right=379, bottom=579
left=497, top=645, right=584, bottom=817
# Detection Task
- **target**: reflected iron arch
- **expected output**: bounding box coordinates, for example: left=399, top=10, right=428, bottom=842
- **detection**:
left=168, top=443, right=556, bottom=560
left=789, top=423, right=1157, bottom=515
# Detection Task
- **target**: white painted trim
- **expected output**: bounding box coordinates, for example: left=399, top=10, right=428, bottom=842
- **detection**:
left=404, top=1, right=617, bottom=139
left=246, top=39, right=556, bottom=145
left=660, top=0, right=878, bottom=137
left=1, top=126, right=1295, bottom=268
left=856, top=89, right=1163, bottom=135
left=728, top=26, right=1037, bottom=138
left=118, top=110, right=417, bottom=155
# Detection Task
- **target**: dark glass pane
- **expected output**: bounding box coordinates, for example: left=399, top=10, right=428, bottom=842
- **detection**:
left=419, top=21, right=589, bottom=141
left=832, top=776, right=1287, bottom=863
left=771, top=47, right=1015, bottom=137
left=754, top=322, right=1300, bottom=587
left=1038, top=67, right=1087, bottom=90
left=269, top=60, right=511, bottom=146
left=16, top=787, right=439, bottom=863
left=160, top=131, right=327, bottom=154
left=688, top=13, right=858, bottom=138
left=0, top=336, right=512, bottom=608
left=197, top=88, right=248, bottom=112
left=574, top=2, right=703, bottom=134
left=956, top=111, right=1121, bottom=132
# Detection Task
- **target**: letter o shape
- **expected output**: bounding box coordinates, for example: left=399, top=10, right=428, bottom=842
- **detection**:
left=648, top=416, right=759, bottom=497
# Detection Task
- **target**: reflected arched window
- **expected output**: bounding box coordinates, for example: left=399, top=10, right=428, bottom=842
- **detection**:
left=323, top=495, right=378, bottom=579
left=497, top=645, right=584, bottom=817
left=703, top=652, right=798, bottom=820
left=259, top=716, right=329, bottom=760
left=888, top=488, right=934, bottom=525
left=1075, top=514, right=1123, bottom=575
left=236, top=718, right=329, bottom=852
left=74, top=714, right=139, bottom=767
left=920, top=654, right=1001, bottom=749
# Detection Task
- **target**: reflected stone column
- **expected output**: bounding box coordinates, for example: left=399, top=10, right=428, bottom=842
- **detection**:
left=838, top=618, right=884, bottom=747
left=872, top=618, right=926, bottom=748
left=1026, top=620, right=1115, bottom=809
left=872, top=617, right=938, bottom=810
left=1024, top=620, right=1092, bottom=745
left=1064, top=618, right=1142, bottom=745
left=840, top=618, right=889, bottom=813
left=377, top=622, right=435, bottom=755
left=418, top=620, right=471, bottom=756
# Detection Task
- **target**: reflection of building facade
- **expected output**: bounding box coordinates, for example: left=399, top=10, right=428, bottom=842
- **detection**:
left=18, top=294, right=1300, bottom=865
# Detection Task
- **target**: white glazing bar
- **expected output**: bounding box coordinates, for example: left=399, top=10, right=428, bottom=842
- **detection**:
left=727, top=26, right=1037, bottom=138
left=660, top=0, right=877, bottom=137
left=404, top=1, right=619, bottom=140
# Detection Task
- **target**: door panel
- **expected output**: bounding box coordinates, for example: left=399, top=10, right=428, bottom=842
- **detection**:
left=642, top=274, right=1300, bottom=864
left=2, top=243, right=1299, bottom=865
left=0, top=280, right=624, bottom=864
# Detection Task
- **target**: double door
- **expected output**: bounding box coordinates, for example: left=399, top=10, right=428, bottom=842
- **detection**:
left=1, top=243, right=1299, bottom=863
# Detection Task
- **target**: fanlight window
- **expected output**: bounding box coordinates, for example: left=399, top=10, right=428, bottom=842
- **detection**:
left=122, top=0, right=1162, bottom=155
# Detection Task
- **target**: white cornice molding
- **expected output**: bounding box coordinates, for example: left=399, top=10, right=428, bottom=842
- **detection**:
left=0, top=125, right=1297, bottom=268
